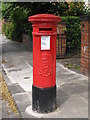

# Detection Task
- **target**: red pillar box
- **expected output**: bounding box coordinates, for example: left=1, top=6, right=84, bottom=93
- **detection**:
left=28, top=14, right=61, bottom=113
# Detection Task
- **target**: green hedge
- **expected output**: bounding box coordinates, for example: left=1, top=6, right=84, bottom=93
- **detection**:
left=2, top=21, right=23, bottom=42
left=61, top=16, right=81, bottom=52
left=2, top=22, right=15, bottom=40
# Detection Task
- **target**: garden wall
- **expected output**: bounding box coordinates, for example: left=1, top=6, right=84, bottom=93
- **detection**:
left=81, top=16, right=90, bottom=76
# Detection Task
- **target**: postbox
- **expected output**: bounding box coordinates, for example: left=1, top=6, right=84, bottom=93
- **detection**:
left=28, top=14, right=61, bottom=113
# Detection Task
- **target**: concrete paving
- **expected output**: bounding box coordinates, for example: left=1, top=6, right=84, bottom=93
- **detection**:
left=1, top=34, right=88, bottom=118
left=2, top=99, right=20, bottom=118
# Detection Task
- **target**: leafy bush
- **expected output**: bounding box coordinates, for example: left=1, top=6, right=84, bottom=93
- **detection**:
left=2, top=4, right=27, bottom=42
left=2, top=21, right=16, bottom=40
left=61, top=16, right=81, bottom=53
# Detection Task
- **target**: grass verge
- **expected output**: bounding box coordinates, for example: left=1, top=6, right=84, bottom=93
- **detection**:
left=0, top=71, right=18, bottom=114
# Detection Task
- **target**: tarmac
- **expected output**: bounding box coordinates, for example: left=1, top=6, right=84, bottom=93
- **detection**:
left=1, top=34, right=88, bottom=118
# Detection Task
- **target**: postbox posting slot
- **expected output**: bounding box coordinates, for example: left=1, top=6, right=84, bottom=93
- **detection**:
left=39, top=28, right=52, bottom=32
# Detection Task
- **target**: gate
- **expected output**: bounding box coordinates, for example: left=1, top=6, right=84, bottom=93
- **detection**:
left=56, top=22, right=66, bottom=59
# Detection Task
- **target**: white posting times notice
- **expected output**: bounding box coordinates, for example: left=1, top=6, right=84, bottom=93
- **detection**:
left=41, top=36, right=50, bottom=50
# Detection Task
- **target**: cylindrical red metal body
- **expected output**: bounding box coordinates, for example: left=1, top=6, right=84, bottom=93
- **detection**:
left=29, top=14, right=61, bottom=113
left=29, top=14, right=61, bottom=88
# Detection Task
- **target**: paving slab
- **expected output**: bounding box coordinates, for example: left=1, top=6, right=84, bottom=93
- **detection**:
left=13, top=92, right=32, bottom=102
left=61, top=84, right=88, bottom=95
left=2, top=99, right=20, bottom=119
left=2, top=57, right=33, bottom=92
left=8, top=83, right=25, bottom=95
left=13, top=92, right=32, bottom=113
left=16, top=100, right=31, bottom=113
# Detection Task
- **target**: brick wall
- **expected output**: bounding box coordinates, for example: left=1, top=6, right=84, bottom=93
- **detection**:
left=0, top=19, right=7, bottom=33
left=0, top=19, right=3, bottom=33
left=81, top=16, right=90, bottom=76
left=56, top=22, right=66, bottom=59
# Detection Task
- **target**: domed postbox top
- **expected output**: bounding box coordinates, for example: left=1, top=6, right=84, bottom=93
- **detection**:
left=28, top=14, right=61, bottom=23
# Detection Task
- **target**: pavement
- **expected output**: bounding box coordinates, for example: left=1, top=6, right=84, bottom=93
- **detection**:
left=1, top=34, right=88, bottom=118
left=1, top=98, right=20, bottom=118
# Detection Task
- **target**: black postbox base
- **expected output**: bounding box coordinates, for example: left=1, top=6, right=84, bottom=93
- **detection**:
left=32, top=85, right=57, bottom=113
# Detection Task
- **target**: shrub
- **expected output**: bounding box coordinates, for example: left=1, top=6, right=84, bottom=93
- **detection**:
left=2, top=21, right=16, bottom=40
left=61, top=16, right=81, bottom=53
left=2, top=4, right=27, bottom=42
